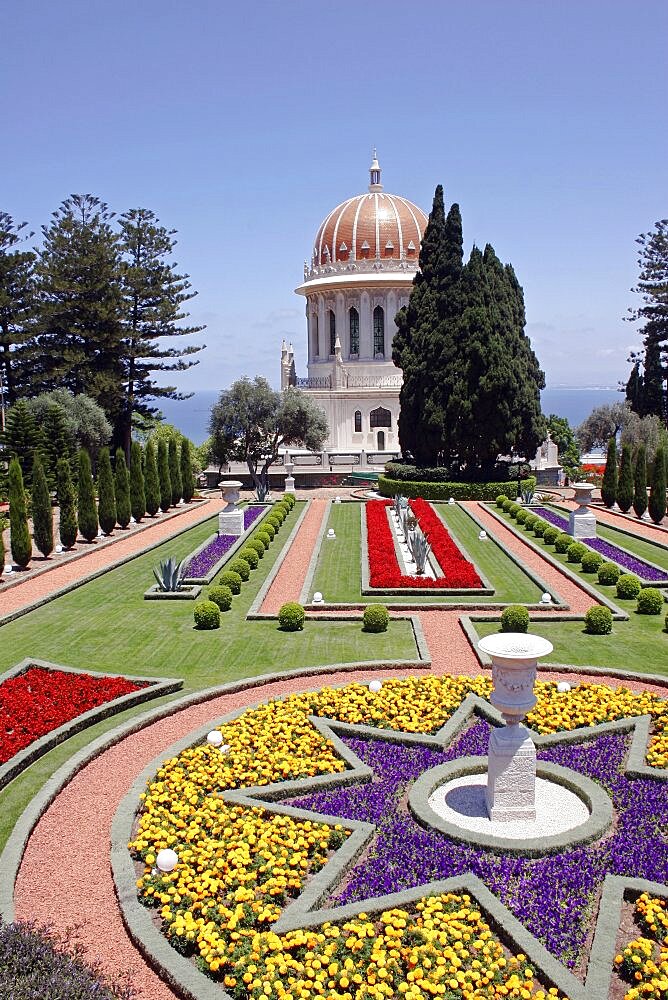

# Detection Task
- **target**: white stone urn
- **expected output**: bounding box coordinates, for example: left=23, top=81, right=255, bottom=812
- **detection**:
left=284, top=461, right=295, bottom=492
left=219, top=479, right=243, bottom=511
left=568, top=481, right=597, bottom=539
left=477, top=632, right=553, bottom=822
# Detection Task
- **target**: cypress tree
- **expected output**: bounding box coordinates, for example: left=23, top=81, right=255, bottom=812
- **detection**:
left=649, top=445, right=667, bottom=525
left=0, top=520, right=4, bottom=576
left=616, top=443, right=634, bottom=513
left=8, top=457, right=32, bottom=568
left=180, top=438, right=194, bottom=503
left=130, top=441, right=146, bottom=521
left=97, top=446, right=117, bottom=535
left=633, top=444, right=648, bottom=519
left=144, top=441, right=160, bottom=516
left=114, top=448, right=131, bottom=528
left=168, top=437, right=182, bottom=505
left=56, top=457, right=78, bottom=548
left=31, top=451, right=54, bottom=557
left=77, top=449, right=99, bottom=542
left=601, top=437, right=617, bottom=508
left=157, top=439, right=171, bottom=512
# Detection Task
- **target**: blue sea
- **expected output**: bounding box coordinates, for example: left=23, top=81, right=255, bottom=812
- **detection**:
left=158, top=387, right=623, bottom=445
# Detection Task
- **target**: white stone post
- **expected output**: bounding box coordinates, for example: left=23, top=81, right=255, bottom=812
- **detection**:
left=284, top=460, right=295, bottom=493
left=568, top=482, right=597, bottom=539
left=477, top=633, right=553, bottom=822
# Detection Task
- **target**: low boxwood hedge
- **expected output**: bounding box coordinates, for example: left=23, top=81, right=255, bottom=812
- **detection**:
left=637, top=587, right=663, bottom=615
left=378, top=476, right=535, bottom=502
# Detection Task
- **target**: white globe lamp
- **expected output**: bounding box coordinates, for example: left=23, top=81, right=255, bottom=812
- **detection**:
left=156, top=848, right=178, bottom=873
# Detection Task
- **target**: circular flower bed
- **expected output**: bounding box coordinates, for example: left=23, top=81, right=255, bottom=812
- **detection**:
left=129, top=676, right=668, bottom=999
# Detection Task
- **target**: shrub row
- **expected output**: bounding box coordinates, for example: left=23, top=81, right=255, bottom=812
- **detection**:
left=277, top=602, right=391, bottom=633
left=192, top=496, right=295, bottom=629
left=380, top=477, right=535, bottom=502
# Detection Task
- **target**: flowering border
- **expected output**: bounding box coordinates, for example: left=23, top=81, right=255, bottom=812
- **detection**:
left=181, top=504, right=271, bottom=585
left=362, top=500, right=493, bottom=595
left=0, top=659, right=182, bottom=792
left=112, top=681, right=668, bottom=1000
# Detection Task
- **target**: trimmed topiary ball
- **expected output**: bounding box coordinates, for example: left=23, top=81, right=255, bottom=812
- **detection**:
left=617, top=573, right=642, bottom=600
left=515, top=508, right=528, bottom=524
left=218, top=570, right=242, bottom=594
left=247, top=538, right=266, bottom=559
left=502, top=498, right=513, bottom=512
left=664, top=612, right=668, bottom=633
left=266, top=515, right=282, bottom=530
left=637, top=587, right=663, bottom=615
left=566, top=542, right=588, bottom=564
left=278, top=602, right=305, bottom=631
left=543, top=526, right=559, bottom=546
left=584, top=605, right=613, bottom=634
left=256, top=530, right=271, bottom=548
left=533, top=519, right=548, bottom=538
left=208, top=585, right=233, bottom=611
left=228, top=557, right=251, bottom=580
left=554, top=532, right=572, bottom=554
left=239, top=546, right=259, bottom=569
left=597, top=561, right=621, bottom=586
left=581, top=551, right=604, bottom=574
left=262, top=522, right=276, bottom=540
left=496, top=495, right=508, bottom=508
left=362, top=604, right=390, bottom=633
left=500, top=605, right=530, bottom=633
left=523, top=513, right=537, bottom=530
left=508, top=503, right=520, bottom=518
left=194, top=600, right=220, bottom=630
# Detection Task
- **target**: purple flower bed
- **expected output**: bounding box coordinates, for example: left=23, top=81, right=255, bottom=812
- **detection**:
left=288, top=720, right=668, bottom=967
left=183, top=506, right=265, bottom=577
left=533, top=507, right=668, bottom=583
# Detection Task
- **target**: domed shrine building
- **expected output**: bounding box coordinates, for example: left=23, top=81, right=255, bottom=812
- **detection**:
left=281, top=154, right=427, bottom=464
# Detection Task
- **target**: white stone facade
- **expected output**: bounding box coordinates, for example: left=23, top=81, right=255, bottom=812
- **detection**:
left=281, top=155, right=428, bottom=458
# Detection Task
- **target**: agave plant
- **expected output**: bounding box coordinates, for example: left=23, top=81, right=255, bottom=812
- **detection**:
left=521, top=487, right=536, bottom=505
left=408, top=529, right=432, bottom=575
left=153, top=556, right=185, bottom=592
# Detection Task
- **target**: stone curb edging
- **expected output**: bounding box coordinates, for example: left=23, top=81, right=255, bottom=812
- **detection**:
left=0, top=659, right=423, bottom=924
left=298, top=499, right=331, bottom=605
left=462, top=502, right=569, bottom=607
left=0, top=658, right=183, bottom=793
left=409, top=756, right=612, bottom=855
left=247, top=500, right=311, bottom=616
left=480, top=504, right=629, bottom=618
left=111, top=691, right=668, bottom=1000
left=0, top=501, right=215, bottom=629
left=432, top=503, right=495, bottom=592
left=541, top=503, right=668, bottom=584
left=181, top=504, right=272, bottom=586
left=143, top=584, right=203, bottom=601
left=0, top=500, right=210, bottom=594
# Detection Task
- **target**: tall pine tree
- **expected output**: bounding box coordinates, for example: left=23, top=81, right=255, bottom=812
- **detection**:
left=33, top=195, right=123, bottom=420
left=31, top=451, right=54, bottom=557
left=114, top=448, right=131, bottom=528
left=649, top=445, right=667, bottom=524
left=130, top=441, right=146, bottom=521
left=168, top=437, right=182, bottom=505
left=1, top=399, right=42, bottom=486
left=8, top=457, right=31, bottom=568
left=601, top=436, right=618, bottom=508
left=77, top=448, right=99, bottom=542
left=0, top=213, right=36, bottom=405
left=157, top=439, right=171, bottom=512
left=180, top=438, right=195, bottom=503
left=625, top=220, right=667, bottom=425
left=116, top=208, right=204, bottom=454
left=616, top=443, right=634, bottom=513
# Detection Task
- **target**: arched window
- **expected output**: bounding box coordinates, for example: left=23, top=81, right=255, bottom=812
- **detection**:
left=312, top=313, right=319, bottom=357
left=377, top=430, right=385, bottom=451
left=373, top=305, right=385, bottom=357
left=349, top=307, right=359, bottom=355
left=370, top=406, right=391, bottom=429
left=329, top=309, right=336, bottom=355
left=354, top=410, right=362, bottom=433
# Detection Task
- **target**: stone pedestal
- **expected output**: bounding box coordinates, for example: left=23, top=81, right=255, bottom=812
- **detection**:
left=568, top=482, right=597, bottom=539
left=218, top=510, right=244, bottom=536
left=478, top=632, right=553, bottom=823
left=486, top=724, right=536, bottom=821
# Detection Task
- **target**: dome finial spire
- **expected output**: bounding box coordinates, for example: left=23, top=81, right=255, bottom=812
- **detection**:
left=368, top=148, right=383, bottom=192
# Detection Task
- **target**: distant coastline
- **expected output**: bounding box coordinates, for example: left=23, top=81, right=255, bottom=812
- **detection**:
left=157, top=387, right=623, bottom=445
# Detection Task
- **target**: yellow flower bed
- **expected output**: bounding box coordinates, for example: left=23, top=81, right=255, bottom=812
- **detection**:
left=615, top=894, right=668, bottom=998
left=130, top=674, right=668, bottom=1000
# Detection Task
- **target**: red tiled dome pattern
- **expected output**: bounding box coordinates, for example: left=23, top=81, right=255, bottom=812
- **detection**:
left=313, top=192, right=427, bottom=266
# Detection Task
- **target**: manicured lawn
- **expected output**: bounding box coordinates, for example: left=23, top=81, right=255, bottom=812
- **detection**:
left=474, top=611, right=668, bottom=674
left=0, top=501, right=419, bottom=854
left=311, top=501, right=545, bottom=604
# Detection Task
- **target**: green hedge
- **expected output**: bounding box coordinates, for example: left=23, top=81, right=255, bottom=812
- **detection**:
left=378, top=476, right=536, bottom=502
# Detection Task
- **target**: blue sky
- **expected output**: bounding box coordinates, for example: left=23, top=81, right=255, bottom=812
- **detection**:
left=3, top=0, right=666, bottom=394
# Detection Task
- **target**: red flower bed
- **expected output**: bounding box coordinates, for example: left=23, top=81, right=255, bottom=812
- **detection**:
left=366, top=499, right=483, bottom=589
left=0, top=666, right=147, bottom=765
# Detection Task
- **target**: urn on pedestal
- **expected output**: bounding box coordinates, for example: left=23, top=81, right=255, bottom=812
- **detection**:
left=218, top=479, right=245, bottom=536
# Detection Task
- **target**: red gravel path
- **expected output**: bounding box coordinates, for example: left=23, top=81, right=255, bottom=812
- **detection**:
left=261, top=499, right=327, bottom=613
left=0, top=500, right=223, bottom=618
